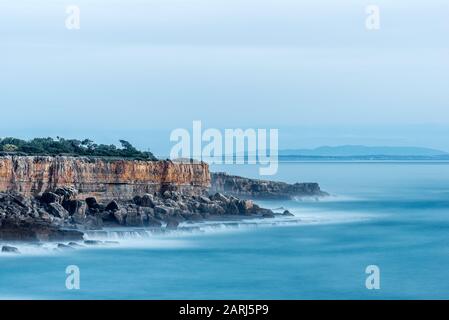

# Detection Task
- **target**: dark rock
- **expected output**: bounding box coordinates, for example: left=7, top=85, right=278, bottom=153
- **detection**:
left=200, top=203, right=224, bottom=215
left=84, top=240, right=103, bottom=245
left=54, top=187, right=78, bottom=201
left=226, top=201, right=240, bottom=215
left=123, top=205, right=154, bottom=227
left=154, top=205, right=174, bottom=217
left=170, top=191, right=181, bottom=201
left=105, top=200, right=119, bottom=212
left=162, top=191, right=172, bottom=199
left=66, top=200, right=87, bottom=224
left=47, top=202, right=69, bottom=219
left=125, top=210, right=144, bottom=227
left=40, top=192, right=61, bottom=204
left=134, top=194, right=155, bottom=208
left=176, top=201, right=189, bottom=211
left=68, top=242, right=84, bottom=247
left=96, top=210, right=112, bottom=220
left=249, top=203, right=274, bottom=216
left=63, top=199, right=84, bottom=214
left=164, top=199, right=179, bottom=208
left=283, top=210, right=294, bottom=216
left=237, top=200, right=254, bottom=214
left=85, top=197, right=100, bottom=209
left=139, top=207, right=154, bottom=217
left=211, top=204, right=226, bottom=215
left=133, top=195, right=142, bottom=205
left=199, top=196, right=212, bottom=204
left=212, top=192, right=229, bottom=203
left=49, top=229, right=84, bottom=241
left=0, top=220, right=83, bottom=241
left=10, top=194, right=29, bottom=208
left=210, top=172, right=328, bottom=199
left=1, top=245, right=20, bottom=254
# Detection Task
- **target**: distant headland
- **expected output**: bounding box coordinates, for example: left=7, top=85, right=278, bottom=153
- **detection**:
left=278, top=145, right=449, bottom=161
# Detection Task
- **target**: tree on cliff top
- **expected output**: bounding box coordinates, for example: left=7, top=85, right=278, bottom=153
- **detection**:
left=0, top=137, right=157, bottom=160
left=2, top=144, right=18, bottom=152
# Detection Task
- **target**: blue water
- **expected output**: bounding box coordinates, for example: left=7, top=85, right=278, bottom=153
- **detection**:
left=1, top=162, right=449, bottom=299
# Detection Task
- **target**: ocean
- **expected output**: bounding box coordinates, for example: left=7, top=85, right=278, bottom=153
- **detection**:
left=1, top=162, right=449, bottom=299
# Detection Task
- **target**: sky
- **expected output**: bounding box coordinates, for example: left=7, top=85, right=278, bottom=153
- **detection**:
left=0, top=0, right=448, bottom=156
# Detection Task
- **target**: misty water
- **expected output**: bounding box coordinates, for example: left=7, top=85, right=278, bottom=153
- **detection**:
left=1, top=162, right=449, bottom=299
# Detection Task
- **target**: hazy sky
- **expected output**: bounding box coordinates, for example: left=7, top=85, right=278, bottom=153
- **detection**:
left=1, top=0, right=448, bottom=155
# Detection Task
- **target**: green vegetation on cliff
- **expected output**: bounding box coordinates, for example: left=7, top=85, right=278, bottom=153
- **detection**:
left=0, top=137, right=157, bottom=160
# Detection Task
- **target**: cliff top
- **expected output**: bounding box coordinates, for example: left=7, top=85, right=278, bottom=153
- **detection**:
left=0, top=137, right=157, bottom=161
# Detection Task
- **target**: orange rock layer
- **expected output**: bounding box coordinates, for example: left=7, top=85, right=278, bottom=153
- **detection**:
left=0, top=156, right=210, bottom=201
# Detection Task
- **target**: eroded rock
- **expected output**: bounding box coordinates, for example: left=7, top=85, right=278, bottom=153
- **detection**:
left=2, top=245, right=20, bottom=254
left=47, top=203, right=69, bottom=219
left=105, top=200, right=119, bottom=212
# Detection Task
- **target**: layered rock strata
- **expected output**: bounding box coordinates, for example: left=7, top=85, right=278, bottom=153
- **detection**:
left=0, top=156, right=210, bottom=201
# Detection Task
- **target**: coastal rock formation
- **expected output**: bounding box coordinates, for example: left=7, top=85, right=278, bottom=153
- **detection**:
left=0, top=188, right=274, bottom=240
left=0, top=192, right=84, bottom=241
left=0, top=156, right=210, bottom=201
left=0, top=156, right=328, bottom=241
left=210, top=172, right=328, bottom=200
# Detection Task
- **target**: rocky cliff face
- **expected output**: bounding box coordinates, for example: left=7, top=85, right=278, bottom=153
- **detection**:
left=210, top=172, right=327, bottom=200
left=0, top=156, right=328, bottom=242
left=0, top=156, right=210, bottom=201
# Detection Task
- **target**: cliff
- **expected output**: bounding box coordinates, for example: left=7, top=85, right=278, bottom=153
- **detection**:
left=0, top=156, right=210, bottom=201
left=210, top=172, right=327, bottom=200
left=0, top=156, right=327, bottom=242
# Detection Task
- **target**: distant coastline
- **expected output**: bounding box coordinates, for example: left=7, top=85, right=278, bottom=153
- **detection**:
left=217, top=145, right=449, bottom=162
left=277, top=155, right=449, bottom=161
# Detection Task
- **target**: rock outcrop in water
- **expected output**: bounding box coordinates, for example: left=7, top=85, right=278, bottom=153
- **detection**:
left=210, top=172, right=328, bottom=200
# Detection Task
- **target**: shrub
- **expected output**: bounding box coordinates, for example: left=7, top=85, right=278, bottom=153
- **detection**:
left=2, top=144, right=18, bottom=152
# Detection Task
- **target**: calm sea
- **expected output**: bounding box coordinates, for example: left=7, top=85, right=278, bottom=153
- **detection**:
left=1, top=162, right=449, bottom=299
